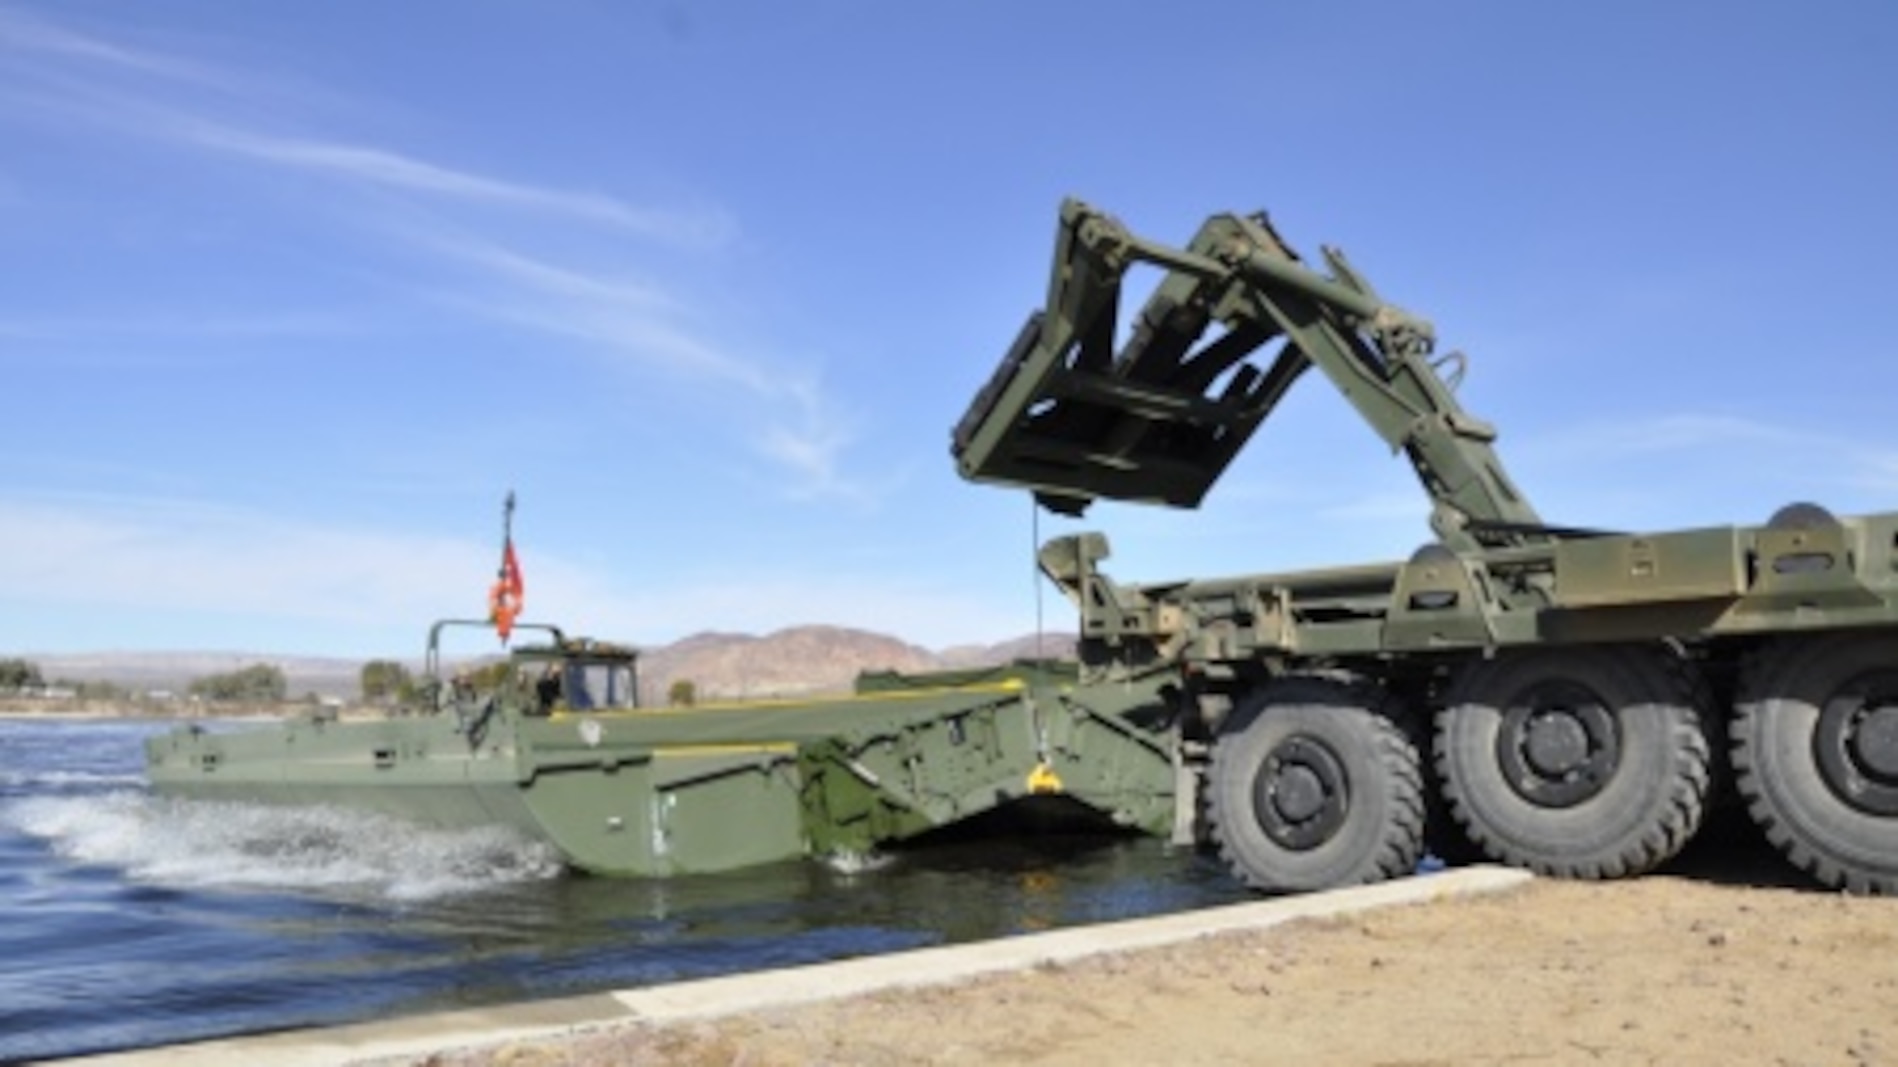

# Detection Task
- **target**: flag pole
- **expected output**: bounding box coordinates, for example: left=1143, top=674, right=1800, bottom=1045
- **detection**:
left=501, top=490, right=516, bottom=568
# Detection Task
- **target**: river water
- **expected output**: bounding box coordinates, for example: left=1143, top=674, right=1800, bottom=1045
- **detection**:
left=0, top=716, right=1252, bottom=1062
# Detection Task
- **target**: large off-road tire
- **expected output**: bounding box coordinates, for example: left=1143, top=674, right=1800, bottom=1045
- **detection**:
left=1733, top=632, right=1898, bottom=894
left=1435, top=645, right=1711, bottom=879
left=1206, top=676, right=1424, bottom=894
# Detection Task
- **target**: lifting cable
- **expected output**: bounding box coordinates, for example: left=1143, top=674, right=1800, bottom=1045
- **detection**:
left=1031, top=494, right=1044, bottom=661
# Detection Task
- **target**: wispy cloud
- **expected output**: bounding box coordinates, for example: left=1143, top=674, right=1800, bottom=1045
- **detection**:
left=1846, top=453, right=1898, bottom=496
left=1533, top=413, right=1808, bottom=458
left=1523, top=411, right=1891, bottom=478
left=0, top=494, right=488, bottom=627
left=0, top=493, right=1020, bottom=651
left=758, top=392, right=867, bottom=503
left=0, top=6, right=232, bottom=90
left=414, top=232, right=757, bottom=383
left=1511, top=410, right=1898, bottom=525
left=0, top=8, right=868, bottom=500
left=1, top=72, right=733, bottom=249
left=415, top=231, right=872, bottom=501
left=165, top=115, right=735, bottom=246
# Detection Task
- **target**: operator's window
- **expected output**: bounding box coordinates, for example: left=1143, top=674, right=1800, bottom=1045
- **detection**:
left=565, top=662, right=639, bottom=711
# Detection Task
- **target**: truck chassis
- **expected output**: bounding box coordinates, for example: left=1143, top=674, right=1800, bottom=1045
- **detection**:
left=953, top=199, right=1898, bottom=894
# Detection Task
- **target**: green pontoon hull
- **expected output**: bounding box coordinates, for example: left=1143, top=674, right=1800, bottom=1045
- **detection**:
left=146, top=678, right=1179, bottom=878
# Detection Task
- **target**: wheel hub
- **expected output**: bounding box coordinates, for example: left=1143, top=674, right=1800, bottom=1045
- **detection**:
left=1273, top=764, right=1325, bottom=822
left=1251, top=735, right=1348, bottom=851
left=1814, top=674, right=1898, bottom=816
left=1856, top=708, right=1898, bottom=778
left=1496, top=680, right=1620, bottom=808
left=1525, top=714, right=1590, bottom=777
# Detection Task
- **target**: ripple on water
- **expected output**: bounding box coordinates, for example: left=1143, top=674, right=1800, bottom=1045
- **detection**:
left=0, top=718, right=1251, bottom=1061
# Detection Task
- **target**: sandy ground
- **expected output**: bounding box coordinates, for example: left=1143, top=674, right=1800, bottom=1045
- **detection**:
left=417, top=823, right=1898, bottom=1067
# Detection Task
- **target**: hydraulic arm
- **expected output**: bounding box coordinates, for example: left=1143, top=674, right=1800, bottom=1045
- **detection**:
left=952, top=198, right=1546, bottom=552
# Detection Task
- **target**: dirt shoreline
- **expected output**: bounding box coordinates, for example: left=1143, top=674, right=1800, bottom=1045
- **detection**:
left=411, top=827, right=1896, bottom=1067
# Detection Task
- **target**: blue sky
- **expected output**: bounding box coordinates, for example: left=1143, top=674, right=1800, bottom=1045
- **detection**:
left=3, top=2, right=1896, bottom=658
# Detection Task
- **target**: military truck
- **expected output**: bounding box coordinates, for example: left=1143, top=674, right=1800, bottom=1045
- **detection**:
left=952, top=198, right=1898, bottom=895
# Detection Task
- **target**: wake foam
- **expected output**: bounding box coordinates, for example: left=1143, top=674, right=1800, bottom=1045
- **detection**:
left=2, top=792, right=563, bottom=901
left=0, top=769, right=148, bottom=791
left=821, top=849, right=895, bottom=875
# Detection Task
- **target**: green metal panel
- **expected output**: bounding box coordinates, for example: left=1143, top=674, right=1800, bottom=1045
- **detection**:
left=649, top=750, right=807, bottom=875
left=1038, top=511, right=1898, bottom=673
left=796, top=738, right=939, bottom=857
left=1035, top=681, right=1177, bottom=835
left=1382, top=554, right=1496, bottom=651
left=517, top=760, right=660, bottom=875
left=1553, top=527, right=1747, bottom=608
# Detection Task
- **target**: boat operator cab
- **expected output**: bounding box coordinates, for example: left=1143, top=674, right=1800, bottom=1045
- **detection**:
left=423, top=620, right=642, bottom=718
left=528, top=644, right=640, bottom=714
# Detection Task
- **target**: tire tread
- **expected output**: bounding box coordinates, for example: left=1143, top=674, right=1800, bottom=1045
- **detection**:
left=1207, top=676, right=1424, bottom=893
left=1733, top=633, right=1898, bottom=895
left=1434, top=645, right=1711, bottom=880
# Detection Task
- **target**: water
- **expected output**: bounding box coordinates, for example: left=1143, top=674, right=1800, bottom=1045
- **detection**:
left=0, top=716, right=1250, bottom=1062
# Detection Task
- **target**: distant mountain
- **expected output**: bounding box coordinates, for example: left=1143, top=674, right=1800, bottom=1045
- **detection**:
left=18, top=627, right=1082, bottom=702
left=937, top=632, right=1079, bottom=669
left=633, top=625, right=1080, bottom=701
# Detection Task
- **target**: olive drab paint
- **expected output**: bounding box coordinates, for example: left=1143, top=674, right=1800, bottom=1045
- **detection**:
left=146, top=622, right=1178, bottom=878
left=952, top=198, right=1898, bottom=895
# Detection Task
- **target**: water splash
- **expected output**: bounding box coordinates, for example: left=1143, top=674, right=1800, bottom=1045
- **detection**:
left=3, top=791, right=563, bottom=901
left=0, top=769, right=148, bottom=791
left=821, top=849, right=895, bottom=875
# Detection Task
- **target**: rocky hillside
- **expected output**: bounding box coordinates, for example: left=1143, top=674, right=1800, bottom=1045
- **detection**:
left=937, top=632, right=1080, bottom=670
left=638, top=626, right=1078, bottom=701
left=21, top=627, right=1081, bottom=702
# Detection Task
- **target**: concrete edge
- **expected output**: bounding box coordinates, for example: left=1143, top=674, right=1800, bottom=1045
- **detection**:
left=59, top=866, right=1533, bottom=1067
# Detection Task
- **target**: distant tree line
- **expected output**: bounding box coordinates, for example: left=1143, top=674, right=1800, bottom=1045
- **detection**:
left=67, top=679, right=129, bottom=700
left=187, top=664, right=287, bottom=703
left=459, top=661, right=511, bottom=691
left=359, top=660, right=416, bottom=705
left=1, top=658, right=130, bottom=700
left=4, top=655, right=525, bottom=707
left=360, top=659, right=512, bottom=706
left=0, top=658, right=43, bottom=691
